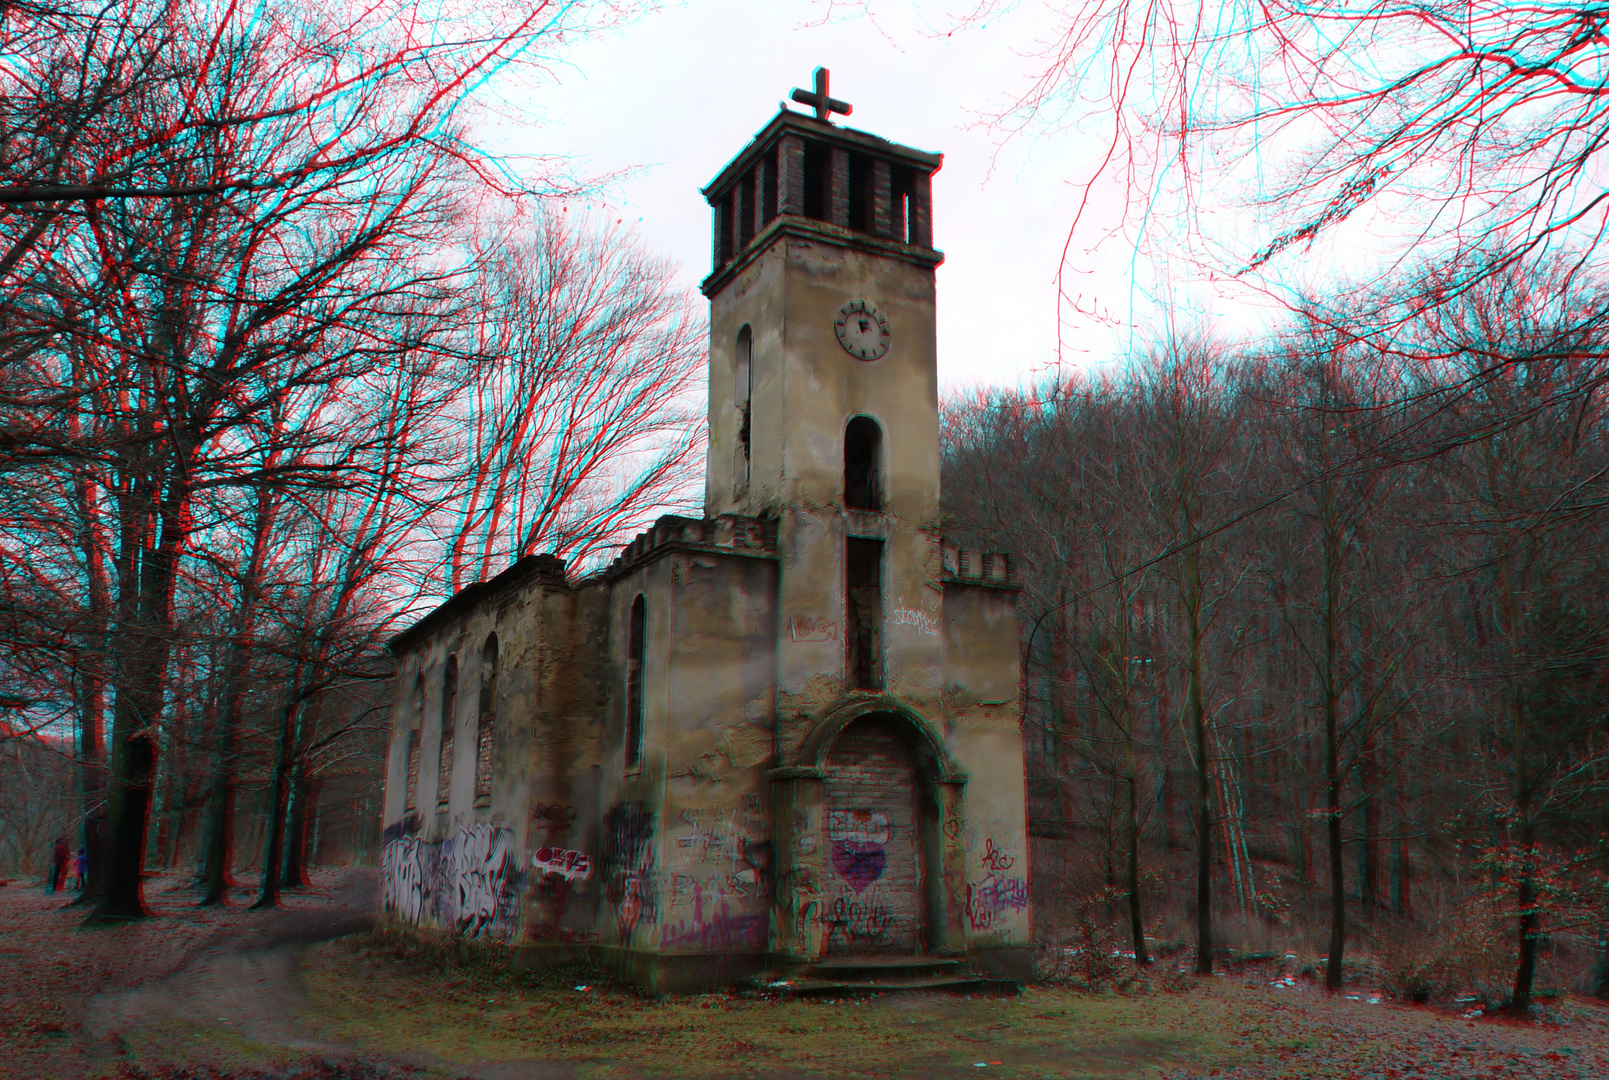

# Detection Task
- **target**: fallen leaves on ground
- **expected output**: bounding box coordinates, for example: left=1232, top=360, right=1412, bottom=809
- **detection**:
left=4, top=870, right=1607, bottom=1079
left=301, top=934, right=1609, bottom=1079
left=0, top=870, right=358, bottom=1080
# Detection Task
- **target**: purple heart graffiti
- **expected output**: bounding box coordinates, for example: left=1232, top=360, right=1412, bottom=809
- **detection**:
left=831, top=840, right=885, bottom=893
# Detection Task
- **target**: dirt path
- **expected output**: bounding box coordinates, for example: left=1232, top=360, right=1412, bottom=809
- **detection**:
left=0, top=867, right=415, bottom=1080
left=87, top=869, right=377, bottom=1058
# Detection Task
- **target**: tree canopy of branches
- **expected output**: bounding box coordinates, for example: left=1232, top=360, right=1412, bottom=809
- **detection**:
left=970, top=0, right=1609, bottom=337
left=0, top=0, right=702, bottom=920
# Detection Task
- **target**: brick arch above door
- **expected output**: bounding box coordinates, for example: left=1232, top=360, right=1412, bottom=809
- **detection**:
left=791, top=694, right=968, bottom=784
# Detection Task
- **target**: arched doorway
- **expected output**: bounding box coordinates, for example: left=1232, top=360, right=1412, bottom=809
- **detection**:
left=821, top=715, right=923, bottom=954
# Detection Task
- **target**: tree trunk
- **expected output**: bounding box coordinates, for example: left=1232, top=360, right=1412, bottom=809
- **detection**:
left=1126, top=772, right=1151, bottom=965
left=1360, top=766, right=1379, bottom=912
left=1393, top=839, right=1412, bottom=918
left=1325, top=764, right=1346, bottom=992
left=1509, top=673, right=1537, bottom=1015
left=282, top=769, right=315, bottom=888
left=1323, top=625, right=1346, bottom=991
left=1188, top=566, right=1213, bottom=975
left=72, top=659, right=106, bottom=907
left=199, top=481, right=279, bottom=906
left=96, top=714, right=158, bottom=920
left=1511, top=825, right=1539, bottom=1014
left=197, top=712, right=240, bottom=906
left=71, top=468, right=110, bottom=906
left=250, top=692, right=302, bottom=910
left=92, top=462, right=192, bottom=922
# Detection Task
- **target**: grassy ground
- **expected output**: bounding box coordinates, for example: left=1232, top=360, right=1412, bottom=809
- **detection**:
left=4, top=870, right=1606, bottom=1079
left=298, top=933, right=1609, bottom=1080
left=302, top=934, right=1238, bottom=1078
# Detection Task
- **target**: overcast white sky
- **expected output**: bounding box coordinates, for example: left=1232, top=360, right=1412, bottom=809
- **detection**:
left=476, top=0, right=1289, bottom=394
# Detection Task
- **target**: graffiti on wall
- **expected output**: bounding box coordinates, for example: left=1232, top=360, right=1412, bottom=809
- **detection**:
left=379, top=822, right=522, bottom=939
left=659, top=882, right=768, bottom=950
left=890, top=603, right=940, bottom=637
left=451, top=824, right=521, bottom=937
left=603, top=802, right=657, bottom=943
left=981, top=837, right=1014, bottom=874
left=965, top=836, right=1028, bottom=932
left=380, top=832, right=428, bottom=924
left=532, top=847, right=592, bottom=882
left=530, top=801, right=577, bottom=842
left=823, top=895, right=894, bottom=947
left=788, top=615, right=838, bottom=642
left=659, top=792, right=772, bottom=952
left=827, top=809, right=890, bottom=894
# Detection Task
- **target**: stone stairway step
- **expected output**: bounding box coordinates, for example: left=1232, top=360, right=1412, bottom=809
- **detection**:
left=744, top=974, right=1022, bottom=1000
left=802, top=955, right=963, bottom=981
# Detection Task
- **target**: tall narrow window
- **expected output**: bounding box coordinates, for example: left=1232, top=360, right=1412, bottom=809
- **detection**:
left=847, top=152, right=872, bottom=231
left=735, top=325, right=752, bottom=496
left=891, top=165, right=917, bottom=244
left=404, top=675, right=423, bottom=813
left=846, top=538, right=884, bottom=690
left=437, top=656, right=457, bottom=810
left=738, top=170, right=756, bottom=248
left=761, top=148, right=778, bottom=223
left=802, top=140, right=828, bottom=221
left=718, top=193, right=735, bottom=263
left=844, top=416, right=882, bottom=511
left=626, top=595, right=646, bottom=769
left=475, top=635, right=498, bottom=805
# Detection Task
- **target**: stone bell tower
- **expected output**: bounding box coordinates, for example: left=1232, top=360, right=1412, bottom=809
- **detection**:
left=701, top=67, right=945, bottom=711
left=697, top=71, right=1029, bottom=975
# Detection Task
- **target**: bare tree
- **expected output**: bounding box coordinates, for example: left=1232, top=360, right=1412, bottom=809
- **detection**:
left=963, top=1, right=1609, bottom=338
left=442, top=213, right=706, bottom=590
left=1259, top=332, right=1427, bottom=990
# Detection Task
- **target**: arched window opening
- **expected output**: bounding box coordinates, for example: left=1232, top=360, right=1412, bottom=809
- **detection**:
left=626, top=596, right=646, bottom=770
left=844, top=416, right=882, bottom=511
left=437, top=656, right=457, bottom=810
left=735, top=326, right=752, bottom=494
left=405, top=675, right=424, bottom=813
left=475, top=635, right=498, bottom=805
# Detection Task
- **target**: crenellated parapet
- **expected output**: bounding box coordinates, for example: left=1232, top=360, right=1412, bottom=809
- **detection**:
left=940, top=542, right=1019, bottom=590
left=603, top=513, right=779, bottom=580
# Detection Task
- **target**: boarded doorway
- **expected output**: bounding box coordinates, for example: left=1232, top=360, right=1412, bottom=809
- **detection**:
left=822, top=716, right=923, bottom=954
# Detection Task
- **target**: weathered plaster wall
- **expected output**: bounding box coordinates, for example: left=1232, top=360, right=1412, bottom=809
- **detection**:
left=377, top=562, right=573, bottom=941
left=942, top=580, right=1031, bottom=962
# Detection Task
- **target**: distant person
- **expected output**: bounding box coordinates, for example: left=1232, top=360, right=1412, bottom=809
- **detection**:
left=49, top=836, right=68, bottom=892
left=74, top=847, right=88, bottom=890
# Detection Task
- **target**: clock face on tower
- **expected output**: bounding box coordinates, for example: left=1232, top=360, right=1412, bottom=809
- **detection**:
left=834, top=299, right=891, bottom=361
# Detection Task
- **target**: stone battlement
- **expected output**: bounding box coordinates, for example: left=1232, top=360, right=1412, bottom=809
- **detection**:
left=605, top=513, right=779, bottom=578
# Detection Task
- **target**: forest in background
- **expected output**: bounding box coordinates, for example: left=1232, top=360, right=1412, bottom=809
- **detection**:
left=942, top=257, right=1609, bottom=1013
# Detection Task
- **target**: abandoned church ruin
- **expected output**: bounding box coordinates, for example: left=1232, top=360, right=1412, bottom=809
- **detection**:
left=378, top=70, right=1030, bottom=991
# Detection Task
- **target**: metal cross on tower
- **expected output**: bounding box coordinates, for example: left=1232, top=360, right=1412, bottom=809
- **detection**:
left=789, top=66, right=852, bottom=123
